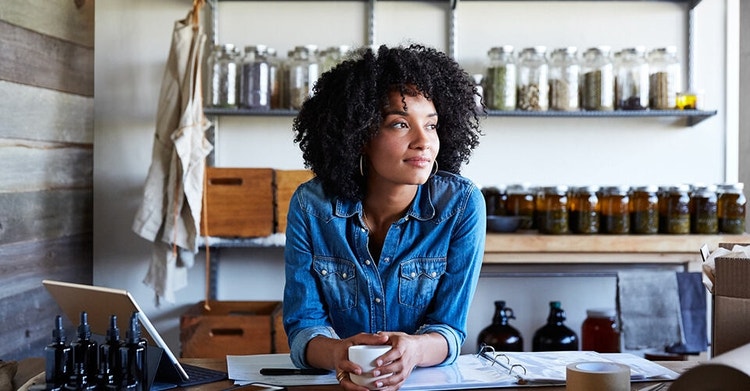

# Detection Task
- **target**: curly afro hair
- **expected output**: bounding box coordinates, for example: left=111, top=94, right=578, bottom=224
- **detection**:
left=293, top=43, right=484, bottom=200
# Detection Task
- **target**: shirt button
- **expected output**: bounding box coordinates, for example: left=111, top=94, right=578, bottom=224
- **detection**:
left=321, top=270, right=328, bottom=276
left=361, top=227, right=366, bottom=232
left=342, top=273, right=347, bottom=278
left=383, top=257, right=390, bottom=263
left=410, top=272, right=416, bottom=278
left=365, top=260, right=371, bottom=266
left=375, top=298, right=381, bottom=303
left=431, top=272, right=437, bottom=277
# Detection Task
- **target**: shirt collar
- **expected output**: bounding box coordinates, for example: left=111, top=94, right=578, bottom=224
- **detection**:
left=334, top=182, right=436, bottom=222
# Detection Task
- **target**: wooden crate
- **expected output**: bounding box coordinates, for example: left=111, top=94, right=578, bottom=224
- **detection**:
left=180, top=301, right=288, bottom=358
left=274, top=169, right=315, bottom=233
left=201, top=167, right=274, bottom=237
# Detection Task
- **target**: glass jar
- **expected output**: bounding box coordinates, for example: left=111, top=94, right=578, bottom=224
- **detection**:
left=473, top=74, right=484, bottom=109
left=581, top=308, right=620, bottom=353
left=267, top=47, right=285, bottom=110
left=657, top=185, right=672, bottom=234
left=481, top=185, right=507, bottom=217
left=629, top=185, right=659, bottom=234
left=506, top=183, right=535, bottom=230
left=717, top=183, right=747, bottom=234
left=239, top=45, right=271, bottom=110
left=286, top=45, right=319, bottom=110
left=615, top=47, right=649, bottom=110
left=537, top=185, right=569, bottom=234
left=648, top=46, right=681, bottom=110
left=580, top=46, right=614, bottom=111
left=485, top=46, right=517, bottom=111
left=207, top=43, right=240, bottom=108
left=664, top=185, right=691, bottom=234
left=532, top=301, right=578, bottom=352
left=516, top=46, right=548, bottom=111
left=548, top=47, right=580, bottom=111
left=599, top=186, right=630, bottom=234
left=569, top=186, right=600, bottom=234
left=319, top=45, right=351, bottom=76
left=690, top=184, right=718, bottom=234
left=477, top=301, right=524, bottom=352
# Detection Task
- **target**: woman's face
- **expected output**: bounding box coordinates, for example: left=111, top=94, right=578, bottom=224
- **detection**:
left=364, top=89, right=440, bottom=188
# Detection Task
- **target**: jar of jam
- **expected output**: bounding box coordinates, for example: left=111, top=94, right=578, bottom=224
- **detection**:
left=569, top=186, right=600, bottom=234
left=537, top=185, right=569, bottom=234
left=599, top=186, right=630, bottom=234
left=690, top=184, right=718, bottom=234
left=485, top=46, right=517, bottom=111
left=581, top=308, right=620, bottom=353
left=629, top=185, right=659, bottom=234
left=506, top=183, right=535, bottom=230
left=664, top=185, right=691, bottom=234
left=717, top=183, right=747, bottom=234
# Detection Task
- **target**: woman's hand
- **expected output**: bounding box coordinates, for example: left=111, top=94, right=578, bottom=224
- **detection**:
left=307, top=333, right=389, bottom=390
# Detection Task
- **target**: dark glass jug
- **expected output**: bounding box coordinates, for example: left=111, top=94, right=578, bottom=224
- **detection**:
left=532, top=301, right=579, bottom=351
left=477, top=301, right=524, bottom=352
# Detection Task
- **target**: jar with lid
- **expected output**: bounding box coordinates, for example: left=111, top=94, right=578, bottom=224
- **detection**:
left=580, top=47, right=614, bottom=111
left=506, top=183, right=535, bottom=230
left=477, top=301, right=524, bottom=352
left=239, top=45, right=271, bottom=110
left=599, top=186, right=630, bottom=234
left=663, top=185, right=691, bottom=234
left=532, top=301, right=578, bottom=351
left=690, top=184, right=718, bottom=234
left=481, top=185, right=507, bottom=217
left=569, top=186, right=599, bottom=234
left=286, top=45, right=320, bottom=110
left=319, top=45, right=351, bottom=76
left=266, top=47, right=285, bottom=110
left=615, top=47, right=649, bottom=110
left=648, top=46, right=681, bottom=110
left=629, top=185, right=659, bottom=234
left=581, top=308, right=620, bottom=353
left=536, top=185, right=569, bottom=234
left=485, top=46, right=517, bottom=111
left=516, top=47, right=548, bottom=111
left=717, top=183, right=747, bottom=234
left=207, top=43, right=241, bottom=108
left=548, top=47, right=579, bottom=111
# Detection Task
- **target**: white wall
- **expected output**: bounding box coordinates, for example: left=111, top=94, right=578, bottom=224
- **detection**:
left=94, top=0, right=732, bottom=355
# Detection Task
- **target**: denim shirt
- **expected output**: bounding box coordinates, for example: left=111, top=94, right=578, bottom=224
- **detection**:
left=283, top=171, right=486, bottom=369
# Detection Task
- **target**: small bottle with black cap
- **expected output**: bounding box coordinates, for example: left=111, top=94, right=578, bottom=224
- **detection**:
left=44, top=315, right=72, bottom=391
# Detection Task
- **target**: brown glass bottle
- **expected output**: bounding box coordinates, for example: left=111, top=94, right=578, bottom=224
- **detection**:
left=664, top=185, right=691, bottom=234
left=506, top=183, right=535, bottom=229
left=581, top=308, right=620, bottom=353
left=629, top=185, right=659, bottom=234
left=690, top=184, right=718, bottom=234
left=537, top=185, right=569, bottom=234
left=599, top=186, right=630, bottom=234
left=569, top=186, right=600, bottom=234
left=532, top=301, right=579, bottom=351
left=482, top=186, right=507, bottom=217
left=477, top=301, right=524, bottom=352
left=717, top=183, right=747, bottom=234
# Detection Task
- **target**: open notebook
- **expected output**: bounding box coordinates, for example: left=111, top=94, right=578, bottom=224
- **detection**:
left=42, top=280, right=227, bottom=389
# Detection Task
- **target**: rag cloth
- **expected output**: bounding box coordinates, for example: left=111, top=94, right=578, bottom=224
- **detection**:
left=618, top=270, right=683, bottom=350
left=131, top=10, right=212, bottom=303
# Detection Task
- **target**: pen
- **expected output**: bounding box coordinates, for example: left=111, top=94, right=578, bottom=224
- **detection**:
left=260, top=368, right=332, bottom=376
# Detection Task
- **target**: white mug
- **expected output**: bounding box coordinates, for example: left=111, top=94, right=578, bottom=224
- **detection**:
left=348, top=345, right=393, bottom=390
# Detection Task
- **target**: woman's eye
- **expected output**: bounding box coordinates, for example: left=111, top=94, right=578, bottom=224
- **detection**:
left=391, top=121, right=408, bottom=129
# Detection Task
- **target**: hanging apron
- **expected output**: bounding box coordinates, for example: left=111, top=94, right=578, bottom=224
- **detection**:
left=132, top=8, right=212, bottom=303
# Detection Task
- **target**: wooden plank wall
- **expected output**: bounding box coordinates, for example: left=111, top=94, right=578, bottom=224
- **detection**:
left=0, top=0, right=94, bottom=360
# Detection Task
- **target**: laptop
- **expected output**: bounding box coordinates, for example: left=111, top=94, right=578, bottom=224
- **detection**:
left=42, top=280, right=227, bottom=389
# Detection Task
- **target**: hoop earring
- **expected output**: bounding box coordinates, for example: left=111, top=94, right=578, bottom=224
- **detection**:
left=430, top=161, right=439, bottom=177
left=359, top=155, right=365, bottom=177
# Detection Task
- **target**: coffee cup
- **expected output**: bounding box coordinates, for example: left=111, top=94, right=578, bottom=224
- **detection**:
left=348, top=345, right=393, bottom=390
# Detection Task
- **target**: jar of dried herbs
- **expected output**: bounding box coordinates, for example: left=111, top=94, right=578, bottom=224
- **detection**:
left=516, top=47, right=548, bottom=111
left=286, top=45, right=319, bottom=110
left=569, top=185, right=599, bottom=234
left=207, top=43, right=241, bottom=108
left=485, top=46, right=517, bottom=111
left=580, top=47, right=614, bottom=111
left=548, top=47, right=580, bottom=111
left=717, top=183, right=747, bottom=234
left=537, top=185, right=570, bottom=234
left=690, top=184, right=718, bottom=234
left=664, top=184, right=691, bottom=234
left=239, top=45, right=271, bottom=110
left=629, top=185, right=659, bottom=234
left=648, top=46, right=681, bottom=110
left=615, top=47, right=649, bottom=110
left=600, top=186, right=630, bottom=234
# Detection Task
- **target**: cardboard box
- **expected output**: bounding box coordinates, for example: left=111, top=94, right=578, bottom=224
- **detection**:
left=711, top=243, right=750, bottom=357
left=274, top=169, right=314, bottom=234
left=180, top=300, right=289, bottom=358
left=201, top=167, right=275, bottom=237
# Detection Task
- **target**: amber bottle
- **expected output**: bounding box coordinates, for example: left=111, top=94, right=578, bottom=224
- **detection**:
left=532, top=301, right=579, bottom=351
left=477, top=301, right=524, bottom=352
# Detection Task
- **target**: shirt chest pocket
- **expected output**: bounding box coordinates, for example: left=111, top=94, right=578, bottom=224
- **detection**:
left=313, top=258, right=357, bottom=311
left=399, top=258, right=446, bottom=308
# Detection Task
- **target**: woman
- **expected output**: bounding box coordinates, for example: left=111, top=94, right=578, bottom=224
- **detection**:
left=283, top=43, right=485, bottom=390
